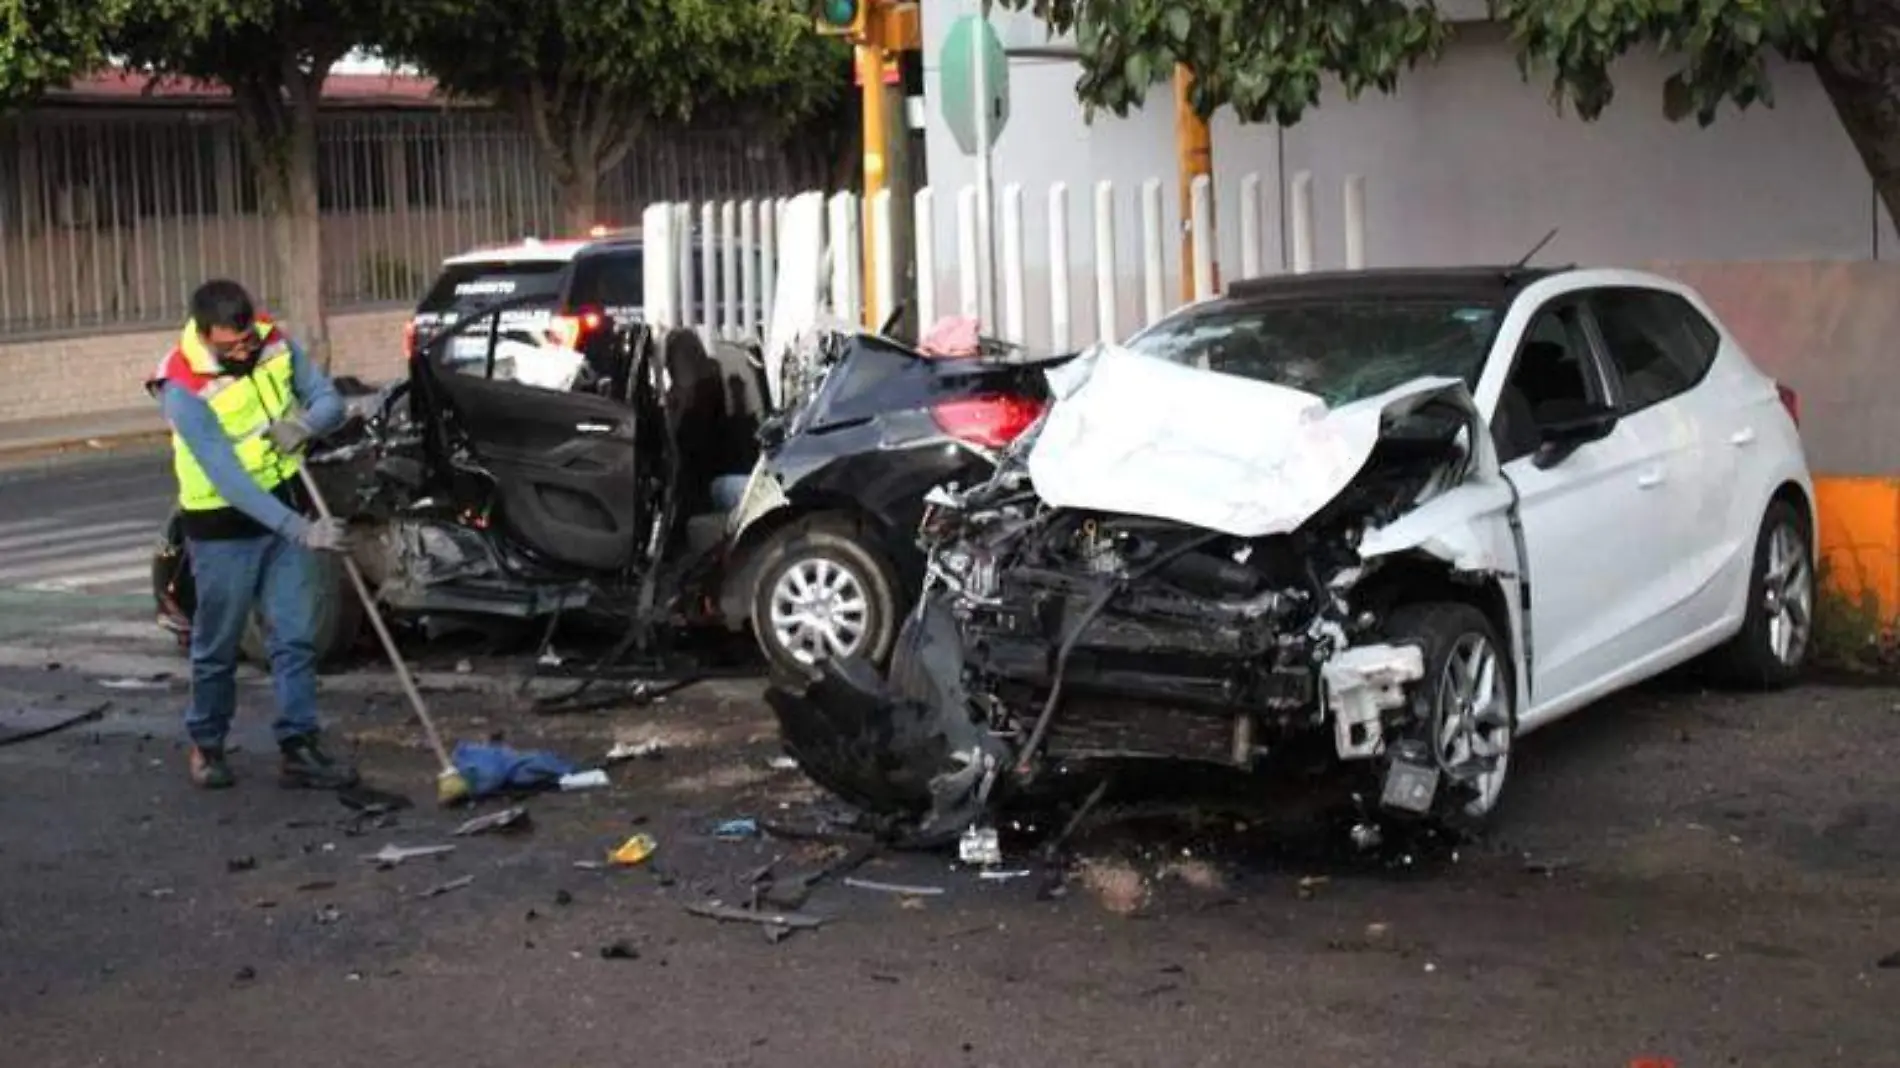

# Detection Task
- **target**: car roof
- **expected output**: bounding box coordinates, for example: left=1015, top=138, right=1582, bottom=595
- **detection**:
left=440, top=233, right=645, bottom=267
left=1213, top=265, right=1574, bottom=307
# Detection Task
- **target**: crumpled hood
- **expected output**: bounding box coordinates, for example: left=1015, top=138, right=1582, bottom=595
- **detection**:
left=1024, top=344, right=1495, bottom=538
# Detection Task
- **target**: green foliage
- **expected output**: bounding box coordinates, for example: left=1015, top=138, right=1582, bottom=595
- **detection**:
left=994, top=0, right=1833, bottom=127
left=0, top=1, right=124, bottom=109
left=390, top=0, right=846, bottom=140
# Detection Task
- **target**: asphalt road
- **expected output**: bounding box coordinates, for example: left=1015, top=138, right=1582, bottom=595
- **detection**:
left=0, top=454, right=1896, bottom=1067
left=0, top=450, right=173, bottom=597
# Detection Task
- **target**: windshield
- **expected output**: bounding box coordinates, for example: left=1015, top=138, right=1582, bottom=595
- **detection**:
left=1125, top=298, right=1505, bottom=405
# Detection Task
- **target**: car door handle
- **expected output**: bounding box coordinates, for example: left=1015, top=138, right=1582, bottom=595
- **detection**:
left=1637, top=468, right=1664, bottom=489
left=1730, top=427, right=1757, bottom=447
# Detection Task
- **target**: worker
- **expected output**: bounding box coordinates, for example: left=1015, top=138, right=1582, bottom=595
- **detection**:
left=146, top=279, right=360, bottom=791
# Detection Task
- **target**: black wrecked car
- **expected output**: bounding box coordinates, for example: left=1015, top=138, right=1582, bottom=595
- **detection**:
left=152, top=305, right=1064, bottom=675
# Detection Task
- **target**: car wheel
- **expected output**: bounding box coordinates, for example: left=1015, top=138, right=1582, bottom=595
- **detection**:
left=155, top=531, right=363, bottom=670
left=749, top=515, right=902, bottom=680
left=241, top=552, right=364, bottom=669
left=1384, top=601, right=1517, bottom=833
left=1708, top=498, right=1814, bottom=689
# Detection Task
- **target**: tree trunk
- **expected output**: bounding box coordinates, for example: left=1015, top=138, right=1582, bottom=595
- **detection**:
left=272, top=119, right=330, bottom=368
left=1813, top=2, right=1900, bottom=240
left=560, top=167, right=600, bottom=234
left=232, top=68, right=333, bottom=370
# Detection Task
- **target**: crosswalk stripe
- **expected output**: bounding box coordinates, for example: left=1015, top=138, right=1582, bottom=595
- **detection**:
left=0, top=519, right=157, bottom=556
left=21, top=564, right=154, bottom=593
left=0, top=516, right=64, bottom=538
left=0, top=546, right=154, bottom=584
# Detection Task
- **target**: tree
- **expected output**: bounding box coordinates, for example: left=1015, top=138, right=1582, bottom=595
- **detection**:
left=391, top=0, right=848, bottom=231
left=0, top=1, right=123, bottom=110
left=108, top=1, right=424, bottom=367
left=997, top=1, right=1900, bottom=231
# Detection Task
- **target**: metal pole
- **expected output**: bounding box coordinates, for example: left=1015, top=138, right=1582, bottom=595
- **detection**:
left=972, top=0, right=996, bottom=329
left=857, top=37, right=889, bottom=328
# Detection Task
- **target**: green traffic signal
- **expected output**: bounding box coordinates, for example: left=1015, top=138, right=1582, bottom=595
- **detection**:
left=821, top=0, right=858, bottom=26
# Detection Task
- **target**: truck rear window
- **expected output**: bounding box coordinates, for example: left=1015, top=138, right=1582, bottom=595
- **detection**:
left=416, top=261, right=568, bottom=318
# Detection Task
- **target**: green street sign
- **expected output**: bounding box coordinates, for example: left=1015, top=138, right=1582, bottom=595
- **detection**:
left=939, top=15, right=1009, bottom=156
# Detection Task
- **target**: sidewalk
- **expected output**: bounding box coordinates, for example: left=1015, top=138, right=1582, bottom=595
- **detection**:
left=0, top=408, right=169, bottom=467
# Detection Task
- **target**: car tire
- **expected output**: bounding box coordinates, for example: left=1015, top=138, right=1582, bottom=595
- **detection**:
left=240, top=552, right=364, bottom=669
left=748, top=514, right=902, bottom=681
left=1383, top=601, right=1517, bottom=834
left=1707, top=498, right=1814, bottom=690
left=152, top=528, right=363, bottom=670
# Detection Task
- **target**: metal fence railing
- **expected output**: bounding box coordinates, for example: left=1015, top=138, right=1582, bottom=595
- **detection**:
left=0, top=109, right=833, bottom=340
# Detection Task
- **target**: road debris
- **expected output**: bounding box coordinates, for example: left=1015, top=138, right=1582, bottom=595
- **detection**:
left=766, top=755, right=799, bottom=771
left=226, top=856, right=258, bottom=873
left=1877, top=950, right=1900, bottom=970
left=315, top=905, right=343, bottom=925
left=453, top=806, right=532, bottom=836
left=608, top=833, right=658, bottom=866
left=958, top=825, right=1003, bottom=867
left=685, top=902, right=827, bottom=930
left=599, top=940, right=640, bottom=960
left=554, top=889, right=574, bottom=906
left=843, top=876, right=945, bottom=897
left=363, top=843, right=456, bottom=868
left=450, top=741, right=577, bottom=799
left=144, top=887, right=176, bottom=900
left=339, top=785, right=414, bottom=814
left=416, top=875, right=474, bottom=899
left=713, top=818, right=761, bottom=840
left=234, top=966, right=257, bottom=982
left=297, top=880, right=337, bottom=892
left=0, top=702, right=109, bottom=746
left=758, top=843, right=875, bottom=910
left=605, top=739, right=665, bottom=764
left=1297, top=875, right=1330, bottom=899
left=978, top=869, right=1033, bottom=882
left=99, top=675, right=172, bottom=692
left=558, top=769, right=610, bottom=791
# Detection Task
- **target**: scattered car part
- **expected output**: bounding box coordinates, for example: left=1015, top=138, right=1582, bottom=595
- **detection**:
left=452, top=806, right=532, bottom=836
left=363, top=843, right=456, bottom=868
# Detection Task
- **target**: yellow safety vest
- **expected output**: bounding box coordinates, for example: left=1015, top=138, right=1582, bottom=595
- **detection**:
left=152, top=319, right=303, bottom=513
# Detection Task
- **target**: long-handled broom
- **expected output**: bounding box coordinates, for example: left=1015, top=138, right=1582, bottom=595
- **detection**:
left=296, top=464, right=471, bottom=806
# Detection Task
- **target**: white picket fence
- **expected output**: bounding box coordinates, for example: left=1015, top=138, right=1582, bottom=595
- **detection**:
left=637, top=169, right=1370, bottom=353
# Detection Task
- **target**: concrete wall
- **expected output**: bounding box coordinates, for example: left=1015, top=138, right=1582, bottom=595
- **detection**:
left=0, top=308, right=410, bottom=424
left=919, top=7, right=1888, bottom=275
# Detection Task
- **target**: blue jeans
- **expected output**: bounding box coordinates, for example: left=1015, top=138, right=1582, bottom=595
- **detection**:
left=186, top=534, right=322, bottom=748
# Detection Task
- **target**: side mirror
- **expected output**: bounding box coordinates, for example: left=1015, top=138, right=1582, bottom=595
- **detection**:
left=1532, top=403, right=1618, bottom=470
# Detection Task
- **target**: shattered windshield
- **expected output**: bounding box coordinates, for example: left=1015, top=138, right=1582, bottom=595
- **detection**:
left=1125, top=298, right=1505, bottom=406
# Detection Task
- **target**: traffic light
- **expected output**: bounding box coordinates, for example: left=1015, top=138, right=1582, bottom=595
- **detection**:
left=815, top=0, right=867, bottom=39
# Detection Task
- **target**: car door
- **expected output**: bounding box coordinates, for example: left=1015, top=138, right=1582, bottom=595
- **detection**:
left=422, top=313, right=645, bottom=575
left=1490, top=295, right=1680, bottom=725
left=1585, top=286, right=1735, bottom=640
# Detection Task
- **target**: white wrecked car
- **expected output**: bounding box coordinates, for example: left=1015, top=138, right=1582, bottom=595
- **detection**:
left=766, top=266, right=1817, bottom=843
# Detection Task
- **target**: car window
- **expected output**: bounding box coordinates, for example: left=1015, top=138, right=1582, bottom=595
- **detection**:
left=1493, top=300, right=1604, bottom=464
left=568, top=251, right=645, bottom=312
left=1124, top=298, right=1506, bottom=406
left=414, top=260, right=570, bottom=384
left=1589, top=287, right=1719, bottom=413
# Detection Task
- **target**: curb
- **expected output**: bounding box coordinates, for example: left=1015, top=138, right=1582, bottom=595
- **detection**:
left=0, top=426, right=170, bottom=468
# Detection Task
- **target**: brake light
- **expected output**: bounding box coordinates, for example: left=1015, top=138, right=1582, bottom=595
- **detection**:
left=930, top=394, right=1047, bottom=449
left=1776, top=382, right=1800, bottom=426
left=550, top=307, right=606, bottom=351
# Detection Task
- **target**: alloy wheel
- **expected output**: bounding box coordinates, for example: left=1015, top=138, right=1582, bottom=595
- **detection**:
left=1434, top=631, right=1513, bottom=817
left=768, top=556, right=871, bottom=665
left=1763, top=521, right=1814, bottom=669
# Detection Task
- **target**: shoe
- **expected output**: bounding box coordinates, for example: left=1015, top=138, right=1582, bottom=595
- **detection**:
left=189, top=744, right=236, bottom=789
left=278, top=733, right=361, bottom=790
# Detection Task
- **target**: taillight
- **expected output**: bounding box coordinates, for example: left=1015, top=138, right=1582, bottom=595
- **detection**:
left=550, top=307, right=606, bottom=351
left=402, top=320, right=417, bottom=359
left=930, top=394, right=1047, bottom=449
left=1776, top=382, right=1799, bottom=426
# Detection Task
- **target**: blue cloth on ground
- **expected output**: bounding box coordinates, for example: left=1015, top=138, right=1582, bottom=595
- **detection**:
left=451, top=741, right=577, bottom=798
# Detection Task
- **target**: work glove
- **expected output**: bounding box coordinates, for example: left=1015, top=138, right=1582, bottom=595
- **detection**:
left=265, top=409, right=315, bottom=455
left=298, top=517, right=352, bottom=555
